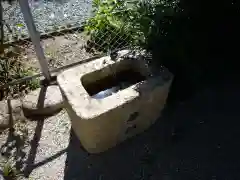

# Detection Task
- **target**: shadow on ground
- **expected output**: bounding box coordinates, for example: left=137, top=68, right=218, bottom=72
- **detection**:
left=0, top=99, right=26, bottom=173
left=64, top=78, right=240, bottom=180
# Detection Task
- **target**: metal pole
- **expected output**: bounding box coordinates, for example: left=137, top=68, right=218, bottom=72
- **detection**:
left=19, top=0, right=51, bottom=81
left=0, top=1, right=4, bottom=47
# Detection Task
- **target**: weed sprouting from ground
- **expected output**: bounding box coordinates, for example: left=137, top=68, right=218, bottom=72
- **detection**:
left=1, top=119, right=29, bottom=180
left=0, top=46, right=40, bottom=100
left=0, top=159, right=19, bottom=180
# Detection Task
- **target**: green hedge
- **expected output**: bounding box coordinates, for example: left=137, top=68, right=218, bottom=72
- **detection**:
left=85, top=0, right=239, bottom=101
left=85, top=0, right=178, bottom=53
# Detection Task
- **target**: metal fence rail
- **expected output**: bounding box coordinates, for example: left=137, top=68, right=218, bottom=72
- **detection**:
left=0, top=55, right=102, bottom=89
left=0, top=0, right=135, bottom=99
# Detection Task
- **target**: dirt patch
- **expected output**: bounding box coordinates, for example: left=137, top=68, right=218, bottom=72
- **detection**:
left=0, top=32, right=95, bottom=100
left=21, top=32, right=93, bottom=72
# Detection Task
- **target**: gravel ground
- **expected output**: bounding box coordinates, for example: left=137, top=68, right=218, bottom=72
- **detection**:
left=0, top=109, right=71, bottom=180
left=2, top=0, right=93, bottom=41
left=22, top=110, right=71, bottom=180
left=1, top=75, right=240, bottom=180
left=64, top=79, right=240, bottom=180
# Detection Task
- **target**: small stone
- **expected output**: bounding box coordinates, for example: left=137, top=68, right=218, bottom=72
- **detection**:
left=0, top=101, right=10, bottom=131
left=22, top=85, right=64, bottom=118
left=0, top=99, right=24, bottom=132
left=50, top=13, right=55, bottom=19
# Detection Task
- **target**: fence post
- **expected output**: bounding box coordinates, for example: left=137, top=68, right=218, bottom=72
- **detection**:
left=19, top=0, right=51, bottom=81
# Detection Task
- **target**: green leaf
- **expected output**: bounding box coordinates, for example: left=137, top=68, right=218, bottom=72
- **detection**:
left=16, top=23, right=24, bottom=27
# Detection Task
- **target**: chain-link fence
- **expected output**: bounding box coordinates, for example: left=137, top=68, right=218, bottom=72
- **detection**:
left=2, top=0, right=136, bottom=67
left=1, top=0, right=140, bottom=100
left=2, top=0, right=93, bottom=69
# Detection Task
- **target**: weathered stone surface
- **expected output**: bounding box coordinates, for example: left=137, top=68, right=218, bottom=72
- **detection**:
left=22, top=85, right=64, bottom=118
left=0, top=101, right=9, bottom=129
left=0, top=169, right=5, bottom=180
left=58, top=51, right=173, bottom=153
left=0, top=99, right=23, bottom=132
